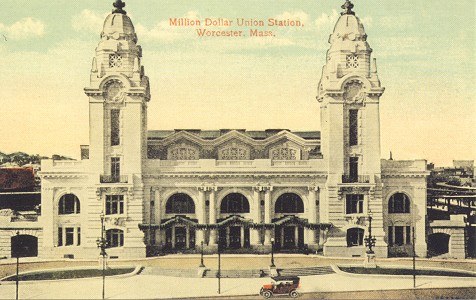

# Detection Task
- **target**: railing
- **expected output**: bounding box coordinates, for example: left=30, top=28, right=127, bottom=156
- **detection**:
left=159, top=160, right=199, bottom=167
left=342, top=175, right=370, bottom=183
left=100, top=175, right=128, bottom=183
left=216, top=160, right=254, bottom=167
left=272, top=160, right=311, bottom=167
left=52, top=160, right=82, bottom=167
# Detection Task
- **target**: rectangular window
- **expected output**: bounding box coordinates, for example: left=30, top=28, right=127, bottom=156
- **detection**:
left=65, top=228, right=74, bottom=246
left=388, top=226, right=393, bottom=246
left=346, top=194, right=364, bottom=214
left=111, top=157, right=120, bottom=180
left=58, top=227, right=63, bottom=246
left=111, top=109, right=120, bottom=146
left=349, top=109, right=358, bottom=146
left=77, top=227, right=81, bottom=246
left=106, top=195, right=124, bottom=215
left=406, top=226, right=411, bottom=245
left=395, top=226, right=404, bottom=246
left=349, top=157, right=359, bottom=182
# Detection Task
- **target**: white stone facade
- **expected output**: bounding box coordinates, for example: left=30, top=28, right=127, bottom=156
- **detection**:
left=0, top=2, right=430, bottom=259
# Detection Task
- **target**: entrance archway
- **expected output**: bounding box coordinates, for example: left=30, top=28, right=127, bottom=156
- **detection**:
left=11, top=235, right=38, bottom=257
left=428, top=233, right=450, bottom=256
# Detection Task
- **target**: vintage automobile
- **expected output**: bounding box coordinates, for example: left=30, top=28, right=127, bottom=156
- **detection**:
left=259, top=276, right=300, bottom=298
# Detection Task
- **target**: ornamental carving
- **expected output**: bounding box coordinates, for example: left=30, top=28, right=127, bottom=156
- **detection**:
left=338, top=186, right=370, bottom=200
left=343, top=80, right=366, bottom=103
left=168, top=145, right=199, bottom=160
left=107, top=217, right=126, bottom=227
left=346, top=215, right=364, bottom=225
left=103, top=79, right=125, bottom=103
left=219, top=146, right=249, bottom=160
left=270, top=146, right=299, bottom=160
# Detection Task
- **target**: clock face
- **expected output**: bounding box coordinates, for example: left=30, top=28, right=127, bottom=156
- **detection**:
left=346, top=55, right=359, bottom=68
left=105, top=81, right=124, bottom=102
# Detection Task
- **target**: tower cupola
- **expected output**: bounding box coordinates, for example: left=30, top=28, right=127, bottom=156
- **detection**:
left=101, top=0, right=137, bottom=44
left=317, top=1, right=383, bottom=100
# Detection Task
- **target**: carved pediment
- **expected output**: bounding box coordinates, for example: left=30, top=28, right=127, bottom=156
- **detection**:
left=167, top=141, right=200, bottom=160
left=218, top=141, right=251, bottom=160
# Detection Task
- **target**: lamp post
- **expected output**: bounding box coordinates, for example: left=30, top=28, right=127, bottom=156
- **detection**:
left=270, top=237, right=275, bottom=268
left=199, top=241, right=205, bottom=268
left=364, top=210, right=376, bottom=254
left=96, top=212, right=108, bottom=300
left=363, top=209, right=377, bottom=268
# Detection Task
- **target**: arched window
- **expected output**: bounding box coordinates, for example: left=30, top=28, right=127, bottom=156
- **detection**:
left=106, top=229, right=124, bottom=248
left=275, top=193, right=304, bottom=213
left=58, top=194, right=80, bottom=215
left=166, top=193, right=195, bottom=214
left=347, top=228, right=364, bottom=247
left=388, top=193, right=410, bottom=214
left=220, top=193, right=250, bottom=213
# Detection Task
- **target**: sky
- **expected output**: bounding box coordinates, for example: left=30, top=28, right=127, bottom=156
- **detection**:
left=0, top=0, right=474, bottom=166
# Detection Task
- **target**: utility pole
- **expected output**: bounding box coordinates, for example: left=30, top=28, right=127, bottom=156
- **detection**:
left=15, top=231, right=19, bottom=300
left=217, top=234, right=221, bottom=294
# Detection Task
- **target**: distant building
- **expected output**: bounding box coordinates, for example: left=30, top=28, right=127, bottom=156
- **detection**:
left=0, top=167, right=41, bottom=258
left=429, top=160, right=474, bottom=187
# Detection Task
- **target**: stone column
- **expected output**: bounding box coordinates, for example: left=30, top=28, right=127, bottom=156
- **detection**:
left=196, top=188, right=206, bottom=245
left=264, top=187, right=272, bottom=245
left=154, top=188, right=162, bottom=245
left=240, top=226, right=245, bottom=248
left=209, top=189, right=217, bottom=244
left=186, top=227, right=190, bottom=249
left=226, top=227, right=230, bottom=247
left=306, top=186, right=318, bottom=245
left=250, top=188, right=261, bottom=245
left=171, top=227, right=176, bottom=248
left=295, top=226, right=299, bottom=247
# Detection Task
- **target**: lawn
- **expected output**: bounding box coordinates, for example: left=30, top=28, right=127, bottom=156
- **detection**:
left=339, top=266, right=476, bottom=277
left=1, top=267, right=135, bottom=281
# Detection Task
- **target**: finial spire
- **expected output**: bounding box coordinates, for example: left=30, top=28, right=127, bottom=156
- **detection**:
left=113, top=0, right=127, bottom=15
left=341, top=0, right=355, bottom=16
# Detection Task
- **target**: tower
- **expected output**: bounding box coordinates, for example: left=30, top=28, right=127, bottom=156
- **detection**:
left=85, top=0, right=150, bottom=178
left=83, top=0, right=150, bottom=257
left=317, top=1, right=387, bottom=256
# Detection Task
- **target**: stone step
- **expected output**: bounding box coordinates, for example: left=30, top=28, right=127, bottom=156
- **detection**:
left=140, top=267, right=197, bottom=277
left=140, top=266, right=334, bottom=278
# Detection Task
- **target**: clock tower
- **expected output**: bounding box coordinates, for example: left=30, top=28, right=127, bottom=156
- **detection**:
left=83, top=0, right=150, bottom=257
left=317, top=1, right=387, bottom=256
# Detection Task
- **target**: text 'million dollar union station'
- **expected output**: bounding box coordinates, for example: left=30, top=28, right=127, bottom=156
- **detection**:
left=12, top=0, right=432, bottom=259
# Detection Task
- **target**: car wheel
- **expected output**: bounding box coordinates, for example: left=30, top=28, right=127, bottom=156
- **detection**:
left=262, top=290, right=273, bottom=298
left=289, top=290, right=299, bottom=298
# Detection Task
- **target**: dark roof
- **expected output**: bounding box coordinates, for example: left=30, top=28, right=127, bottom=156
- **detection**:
left=147, top=129, right=320, bottom=141
left=0, top=168, right=35, bottom=192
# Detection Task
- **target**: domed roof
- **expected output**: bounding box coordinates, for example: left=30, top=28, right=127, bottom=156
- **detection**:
left=100, top=1, right=137, bottom=43
left=330, top=1, right=367, bottom=43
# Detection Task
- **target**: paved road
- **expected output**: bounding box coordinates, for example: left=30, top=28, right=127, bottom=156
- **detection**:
left=0, top=268, right=475, bottom=299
